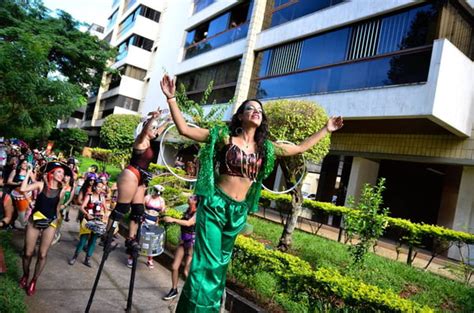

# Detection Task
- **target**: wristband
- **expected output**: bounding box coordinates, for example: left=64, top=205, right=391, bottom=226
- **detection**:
left=167, top=95, right=176, bottom=100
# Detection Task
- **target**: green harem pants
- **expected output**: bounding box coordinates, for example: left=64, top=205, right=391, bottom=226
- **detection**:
left=176, top=186, right=248, bottom=313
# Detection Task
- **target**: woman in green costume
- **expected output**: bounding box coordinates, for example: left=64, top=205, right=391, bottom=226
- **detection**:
left=160, top=74, right=343, bottom=312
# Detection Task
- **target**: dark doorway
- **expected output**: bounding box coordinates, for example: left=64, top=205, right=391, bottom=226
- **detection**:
left=378, top=160, right=445, bottom=225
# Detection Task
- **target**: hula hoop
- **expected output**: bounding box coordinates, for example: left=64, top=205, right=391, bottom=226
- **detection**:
left=262, top=140, right=307, bottom=194
left=159, top=123, right=199, bottom=183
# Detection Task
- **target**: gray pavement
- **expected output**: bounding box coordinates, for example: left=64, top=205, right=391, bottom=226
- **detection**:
left=10, top=207, right=181, bottom=313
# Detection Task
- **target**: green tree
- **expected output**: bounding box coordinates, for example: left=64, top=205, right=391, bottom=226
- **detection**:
left=264, top=100, right=331, bottom=251
left=344, top=178, right=389, bottom=268
left=0, top=0, right=116, bottom=140
left=49, top=128, right=88, bottom=156
left=100, top=114, right=141, bottom=150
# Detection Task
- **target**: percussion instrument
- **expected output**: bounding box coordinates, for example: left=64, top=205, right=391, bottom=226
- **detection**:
left=140, top=224, right=165, bottom=257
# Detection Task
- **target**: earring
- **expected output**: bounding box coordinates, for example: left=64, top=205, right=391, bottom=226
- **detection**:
left=235, top=127, right=243, bottom=135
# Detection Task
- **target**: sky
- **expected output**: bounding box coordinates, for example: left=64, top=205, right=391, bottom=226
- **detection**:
left=42, top=0, right=112, bottom=27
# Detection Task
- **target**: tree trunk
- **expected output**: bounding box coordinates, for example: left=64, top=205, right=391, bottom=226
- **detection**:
left=277, top=158, right=305, bottom=252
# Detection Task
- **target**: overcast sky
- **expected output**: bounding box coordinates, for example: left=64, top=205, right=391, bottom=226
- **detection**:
left=42, top=0, right=112, bottom=27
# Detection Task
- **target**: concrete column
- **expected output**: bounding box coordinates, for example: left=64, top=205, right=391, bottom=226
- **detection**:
left=344, top=157, right=380, bottom=206
left=448, top=166, right=474, bottom=263
left=233, top=0, right=267, bottom=110
left=315, top=155, right=340, bottom=202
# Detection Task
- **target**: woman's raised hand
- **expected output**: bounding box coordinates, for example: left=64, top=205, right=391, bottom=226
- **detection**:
left=160, top=74, right=176, bottom=99
left=326, top=116, right=344, bottom=133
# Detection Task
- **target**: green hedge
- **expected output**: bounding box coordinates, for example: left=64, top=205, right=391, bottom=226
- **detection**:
left=0, top=232, right=27, bottom=313
left=232, top=235, right=433, bottom=312
left=259, top=191, right=474, bottom=246
left=164, top=207, right=432, bottom=312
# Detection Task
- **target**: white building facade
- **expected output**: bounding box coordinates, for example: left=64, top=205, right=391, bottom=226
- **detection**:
left=61, top=0, right=474, bottom=260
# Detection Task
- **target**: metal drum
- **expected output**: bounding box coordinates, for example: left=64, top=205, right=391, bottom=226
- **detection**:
left=140, top=224, right=165, bottom=257
left=85, top=220, right=107, bottom=235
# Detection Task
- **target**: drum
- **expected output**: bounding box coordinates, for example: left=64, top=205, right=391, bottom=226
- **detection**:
left=144, top=209, right=160, bottom=225
left=11, top=189, right=30, bottom=212
left=140, top=224, right=165, bottom=257
left=85, top=220, right=107, bottom=235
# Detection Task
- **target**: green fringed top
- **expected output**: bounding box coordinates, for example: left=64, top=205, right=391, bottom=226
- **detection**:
left=194, top=125, right=275, bottom=213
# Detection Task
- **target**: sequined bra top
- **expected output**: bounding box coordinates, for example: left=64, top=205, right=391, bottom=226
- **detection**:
left=218, top=137, right=262, bottom=181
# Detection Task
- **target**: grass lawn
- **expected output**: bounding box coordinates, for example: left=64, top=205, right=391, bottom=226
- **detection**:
left=247, top=215, right=474, bottom=312
left=76, top=156, right=122, bottom=182
left=0, top=232, right=27, bottom=313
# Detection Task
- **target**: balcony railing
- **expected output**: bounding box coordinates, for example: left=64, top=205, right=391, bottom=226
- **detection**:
left=184, top=23, right=249, bottom=60
left=255, top=47, right=432, bottom=99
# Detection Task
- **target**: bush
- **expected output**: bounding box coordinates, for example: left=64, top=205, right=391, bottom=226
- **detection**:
left=232, top=235, right=433, bottom=312
left=100, top=114, right=140, bottom=150
left=0, top=232, right=27, bottom=313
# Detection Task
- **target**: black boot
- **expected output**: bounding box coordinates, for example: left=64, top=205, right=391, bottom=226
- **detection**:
left=84, top=256, right=92, bottom=268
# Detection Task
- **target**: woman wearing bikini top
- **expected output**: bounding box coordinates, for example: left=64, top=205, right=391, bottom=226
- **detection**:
left=161, top=74, right=343, bottom=312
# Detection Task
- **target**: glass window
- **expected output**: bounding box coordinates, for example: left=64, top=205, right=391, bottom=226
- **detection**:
left=299, top=28, right=350, bottom=69
left=106, top=9, right=119, bottom=30
left=193, top=0, right=215, bottom=14
left=207, top=13, right=230, bottom=37
left=124, top=0, right=137, bottom=12
left=117, top=6, right=140, bottom=37
left=140, top=6, right=161, bottom=23
left=177, top=58, right=241, bottom=104
left=255, top=49, right=432, bottom=99
left=270, top=0, right=344, bottom=28
left=377, top=4, right=437, bottom=54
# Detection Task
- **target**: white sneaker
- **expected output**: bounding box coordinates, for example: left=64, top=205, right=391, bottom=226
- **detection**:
left=126, top=258, right=133, bottom=268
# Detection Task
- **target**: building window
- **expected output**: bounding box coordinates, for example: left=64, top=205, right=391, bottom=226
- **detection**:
left=117, top=5, right=161, bottom=38
left=116, top=34, right=154, bottom=61
left=193, top=0, right=215, bottom=14
left=254, top=3, right=437, bottom=99
left=106, top=9, right=119, bottom=31
left=99, top=95, right=140, bottom=118
left=106, top=64, right=147, bottom=91
left=140, top=6, right=160, bottom=23
left=124, top=0, right=137, bottom=12
left=85, top=103, right=95, bottom=121
left=268, top=0, right=345, bottom=28
left=184, top=1, right=251, bottom=60
left=112, top=0, right=120, bottom=8
left=177, top=58, right=241, bottom=104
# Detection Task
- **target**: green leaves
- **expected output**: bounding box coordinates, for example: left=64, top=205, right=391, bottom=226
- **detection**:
left=175, top=81, right=230, bottom=129
left=99, top=114, right=141, bottom=150
left=265, top=99, right=330, bottom=163
left=0, top=0, right=116, bottom=140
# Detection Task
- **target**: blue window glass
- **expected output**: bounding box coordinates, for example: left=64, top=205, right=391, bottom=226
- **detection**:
left=184, top=23, right=249, bottom=59
left=185, top=30, right=196, bottom=47
left=258, top=51, right=272, bottom=77
left=107, top=9, right=119, bottom=30
left=271, top=0, right=344, bottom=28
left=377, top=4, right=437, bottom=54
left=207, top=13, right=230, bottom=37
left=299, top=28, right=351, bottom=69
left=193, top=0, right=215, bottom=14
left=256, top=49, right=432, bottom=99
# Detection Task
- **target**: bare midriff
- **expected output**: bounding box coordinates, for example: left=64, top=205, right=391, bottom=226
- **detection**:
left=216, top=174, right=253, bottom=202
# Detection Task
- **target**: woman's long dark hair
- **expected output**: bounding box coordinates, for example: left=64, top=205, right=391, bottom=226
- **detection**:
left=229, top=99, right=269, bottom=157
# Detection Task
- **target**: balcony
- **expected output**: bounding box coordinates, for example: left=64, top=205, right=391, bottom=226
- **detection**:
left=184, top=22, right=249, bottom=59
left=114, top=45, right=152, bottom=70
left=268, top=39, right=472, bottom=137
left=58, top=117, right=82, bottom=129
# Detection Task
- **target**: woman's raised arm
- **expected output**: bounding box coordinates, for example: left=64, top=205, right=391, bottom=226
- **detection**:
left=274, top=116, right=343, bottom=157
left=160, top=74, right=209, bottom=142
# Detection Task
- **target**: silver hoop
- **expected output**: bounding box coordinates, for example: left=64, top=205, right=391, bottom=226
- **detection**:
left=262, top=140, right=307, bottom=194
left=159, top=123, right=198, bottom=183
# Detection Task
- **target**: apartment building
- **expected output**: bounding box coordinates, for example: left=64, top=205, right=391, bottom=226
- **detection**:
left=61, top=0, right=474, bottom=259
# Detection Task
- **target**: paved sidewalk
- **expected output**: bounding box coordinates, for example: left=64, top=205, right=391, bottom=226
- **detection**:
left=10, top=207, right=181, bottom=313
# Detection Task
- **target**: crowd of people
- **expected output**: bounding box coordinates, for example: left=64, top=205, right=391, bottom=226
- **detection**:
left=0, top=139, right=196, bottom=300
